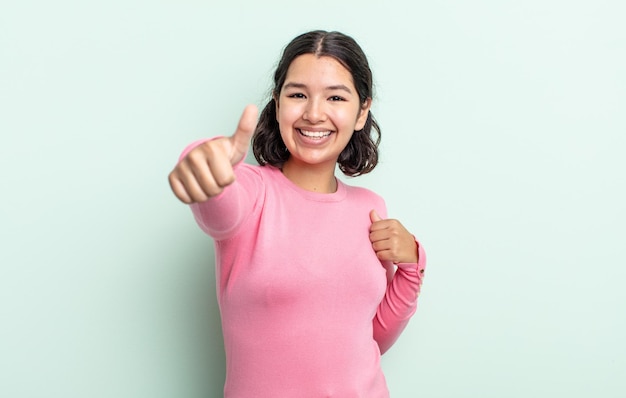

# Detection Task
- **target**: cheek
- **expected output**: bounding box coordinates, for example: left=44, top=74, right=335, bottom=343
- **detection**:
left=276, top=103, right=300, bottom=126
left=277, top=109, right=296, bottom=142
left=337, top=109, right=362, bottom=131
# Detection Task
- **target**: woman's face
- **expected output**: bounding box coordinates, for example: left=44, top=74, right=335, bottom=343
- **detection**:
left=276, top=54, right=371, bottom=171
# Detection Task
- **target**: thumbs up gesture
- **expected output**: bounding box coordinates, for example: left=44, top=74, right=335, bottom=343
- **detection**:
left=168, top=104, right=259, bottom=204
left=369, top=210, right=419, bottom=264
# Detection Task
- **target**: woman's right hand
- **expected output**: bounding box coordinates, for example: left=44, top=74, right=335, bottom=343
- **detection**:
left=168, top=104, right=258, bottom=204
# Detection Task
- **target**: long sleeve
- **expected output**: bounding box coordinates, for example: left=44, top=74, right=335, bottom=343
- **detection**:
left=176, top=139, right=263, bottom=241
left=373, top=240, right=427, bottom=354
left=180, top=162, right=410, bottom=397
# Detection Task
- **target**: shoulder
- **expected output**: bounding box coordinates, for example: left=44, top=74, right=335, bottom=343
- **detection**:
left=341, top=178, right=384, bottom=199
left=234, top=162, right=274, bottom=179
left=342, top=181, right=386, bottom=208
left=231, top=162, right=288, bottom=193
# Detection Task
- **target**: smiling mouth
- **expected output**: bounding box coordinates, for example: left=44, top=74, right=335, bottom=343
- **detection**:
left=298, top=129, right=332, bottom=139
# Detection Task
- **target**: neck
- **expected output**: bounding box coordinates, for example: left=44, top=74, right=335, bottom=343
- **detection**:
left=281, top=159, right=338, bottom=193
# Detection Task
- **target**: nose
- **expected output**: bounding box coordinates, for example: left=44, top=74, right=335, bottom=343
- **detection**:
left=303, top=98, right=327, bottom=123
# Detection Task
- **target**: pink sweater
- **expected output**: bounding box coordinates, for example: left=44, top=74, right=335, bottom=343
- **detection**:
left=183, top=147, right=426, bottom=397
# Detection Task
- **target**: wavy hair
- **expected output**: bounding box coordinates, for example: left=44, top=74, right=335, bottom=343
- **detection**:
left=252, top=30, right=381, bottom=176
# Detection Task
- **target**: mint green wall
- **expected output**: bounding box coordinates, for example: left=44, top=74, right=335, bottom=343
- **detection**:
left=2, top=1, right=624, bottom=397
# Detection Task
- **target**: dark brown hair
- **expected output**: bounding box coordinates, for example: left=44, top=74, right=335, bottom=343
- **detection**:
left=252, top=30, right=381, bottom=176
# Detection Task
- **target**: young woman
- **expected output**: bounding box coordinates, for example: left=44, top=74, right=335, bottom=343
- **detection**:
left=169, top=30, right=426, bottom=398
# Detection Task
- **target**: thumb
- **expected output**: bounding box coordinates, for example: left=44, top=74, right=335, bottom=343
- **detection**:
left=229, top=104, right=259, bottom=162
left=369, top=209, right=383, bottom=223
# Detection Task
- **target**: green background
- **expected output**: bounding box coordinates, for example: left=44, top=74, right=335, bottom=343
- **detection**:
left=1, top=1, right=624, bottom=397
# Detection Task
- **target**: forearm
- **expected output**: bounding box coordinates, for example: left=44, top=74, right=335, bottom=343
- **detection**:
left=373, top=241, right=426, bottom=354
left=189, top=179, right=253, bottom=239
left=177, top=139, right=261, bottom=240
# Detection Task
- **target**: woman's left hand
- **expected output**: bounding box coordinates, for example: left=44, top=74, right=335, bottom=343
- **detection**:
left=369, top=210, right=419, bottom=264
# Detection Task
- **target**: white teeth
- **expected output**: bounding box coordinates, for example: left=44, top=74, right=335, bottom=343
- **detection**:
left=300, top=129, right=331, bottom=138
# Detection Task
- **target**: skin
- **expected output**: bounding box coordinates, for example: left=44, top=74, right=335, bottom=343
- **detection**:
left=276, top=54, right=371, bottom=193
left=168, top=54, right=418, bottom=264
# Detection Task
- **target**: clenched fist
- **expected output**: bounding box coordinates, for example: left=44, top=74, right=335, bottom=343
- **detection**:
left=369, top=210, right=419, bottom=264
left=168, top=105, right=258, bottom=204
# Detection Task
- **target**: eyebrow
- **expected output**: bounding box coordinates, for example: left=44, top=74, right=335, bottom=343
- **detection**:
left=282, top=82, right=353, bottom=94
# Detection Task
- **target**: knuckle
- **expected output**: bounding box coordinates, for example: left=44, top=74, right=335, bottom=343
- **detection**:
left=187, top=150, right=206, bottom=166
left=206, top=186, right=223, bottom=198
left=202, top=139, right=226, bottom=155
left=167, top=172, right=177, bottom=186
left=190, top=189, right=208, bottom=202
left=215, top=174, right=235, bottom=187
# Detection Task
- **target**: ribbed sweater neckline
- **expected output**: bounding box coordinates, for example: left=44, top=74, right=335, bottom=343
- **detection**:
left=267, top=165, right=348, bottom=203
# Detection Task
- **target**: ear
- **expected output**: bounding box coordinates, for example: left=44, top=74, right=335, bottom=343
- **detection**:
left=273, top=92, right=280, bottom=122
left=355, top=98, right=372, bottom=131
left=273, top=91, right=280, bottom=109
left=272, top=92, right=280, bottom=122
